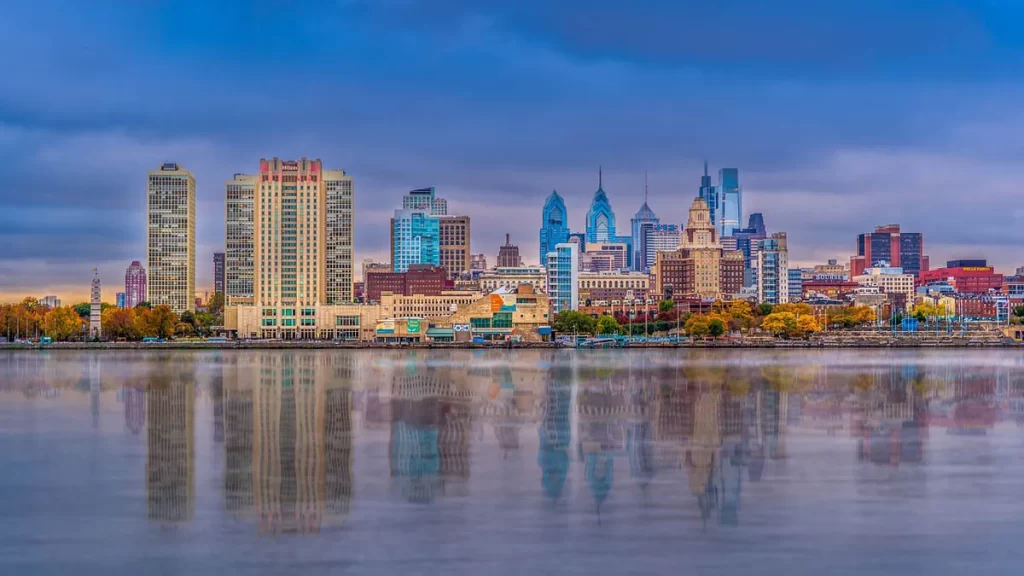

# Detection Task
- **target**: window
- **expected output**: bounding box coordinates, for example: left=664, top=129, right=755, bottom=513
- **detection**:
left=470, top=317, right=491, bottom=329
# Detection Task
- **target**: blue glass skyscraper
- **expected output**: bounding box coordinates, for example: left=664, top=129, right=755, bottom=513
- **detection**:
left=698, top=161, right=719, bottom=230
left=391, top=209, right=440, bottom=272
left=718, top=168, right=741, bottom=237
left=539, top=190, right=570, bottom=264
left=586, top=168, right=616, bottom=243
left=546, top=243, right=578, bottom=313
left=630, top=176, right=659, bottom=271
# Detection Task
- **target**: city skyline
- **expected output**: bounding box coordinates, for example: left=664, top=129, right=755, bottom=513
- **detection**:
left=5, top=2, right=1024, bottom=301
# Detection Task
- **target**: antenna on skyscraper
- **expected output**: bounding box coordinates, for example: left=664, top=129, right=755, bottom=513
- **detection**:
left=644, top=170, right=648, bottom=204
left=599, top=165, right=603, bottom=190
left=703, top=160, right=708, bottom=177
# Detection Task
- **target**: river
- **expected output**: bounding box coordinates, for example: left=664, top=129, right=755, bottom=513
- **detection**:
left=1, top=349, right=1023, bottom=575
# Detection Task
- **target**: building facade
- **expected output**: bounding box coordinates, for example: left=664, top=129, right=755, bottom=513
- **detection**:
left=718, top=168, right=741, bottom=237
left=853, top=265, right=916, bottom=311
left=364, top=264, right=450, bottom=302
left=470, top=254, right=488, bottom=272
left=630, top=193, right=659, bottom=272
left=125, top=260, right=147, bottom=308
left=324, top=169, right=354, bottom=303
left=213, top=252, right=225, bottom=296
left=379, top=291, right=482, bottom=319
left=652, top=197, right=744, bottom=300
left=496, top=234, right=522, bottom=268
left=448, top=285, right=551, bottom=342
left=585, top=171, right=617, bottom=243
left=918, top=260, right=1003, bottom=294
left=787, top=268, right=804, bottom=303
left=478, top=266, right=547, bottom=294
left=438, top=216, right=471, bottom=281
left=539, top=190, right=570, bottom=265
left=547, top=243, right=579, bottom=314
left=582, top=242, right=629, bottom=272
left=147, top=162, right=196, bottom=313
left=697, top=161, right=718, bottom=230
left=116, top=292, right=126, bottom=308
left=225, top=173, right=255, bottom=304
left=90, top=271, right=101, bottom=338
left=391, top=209, right=440, bottom=273
left=756, top=233, right=789, bottom=305
left=226, top=303, right=381, bottom=341
left=643, top=224, right=679, bottom=272
left=851, top=224, right=928, bottom=277
left=403, top=187, right=447, bottom=215
left=578, top=271, right=651, bottom=304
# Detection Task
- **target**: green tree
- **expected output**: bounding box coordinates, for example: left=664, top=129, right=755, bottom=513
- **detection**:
left=207, top=293, right=225, bottom=316
left=135, top=301, right=152, bottom=310
left=708, top=318, right=726, bottom=339
left=44, top=306, right=84, bottom=341
left=658, top=299, right=675, bottom=313
left=757, top=303, right=774, bottom=316
left=553, top=310, right=597, bottom=335
left=1014, top=305, right=1024, bottom=318
left=596, top=314, right=622, bottom=335
left=195, top=311, right=218, bottom=336
left=73, top=302, right=91, bottom=319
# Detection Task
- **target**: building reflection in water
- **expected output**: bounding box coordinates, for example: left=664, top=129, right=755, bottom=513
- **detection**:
left=538, top=362, right=572, bottom=500
left=389, top=358, right=472, bottom=504
left=222, top=353, right=354, bottom=534
left=146, top=362, right=195, bottom=524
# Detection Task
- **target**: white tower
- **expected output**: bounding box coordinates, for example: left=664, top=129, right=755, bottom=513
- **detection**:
left=90, top=269, right=102, bottom=339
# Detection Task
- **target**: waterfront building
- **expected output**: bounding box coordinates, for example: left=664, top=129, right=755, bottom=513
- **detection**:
left=585, top=169, right=617, bottom=243
left=853, top=263, right=915, bottom=311
left=439, top=216, right=471, bottom=281
left=124, top=260, right=147, bottom=308
left=225, top=173, right=255, bottom=304
left=652, top=197, right=744, bottom=299
left=478, top=266, right=548, bottom=294
left=226, top=303, right=381, bottom=341
left=539, top=190, right=571, bottom=265
left=917, top=259, right=1003, bottom=294
left=630, top=178, right=659, bottom=272
left=323, top=168, right=355, bottom=304
left=90, top=270, right=101, bottom=338
left=379, top=291, right=482, bottom=320
left=851, top=224, right=928, bottom=278
left=496, top=234, right=522, bottom=268
left=546, top=243, right=579, bottom=314
left=147, top=162, right=195, bottom=313
left=446, top=285, right=551, bottom=342
left=578, top=271, right=651, bottom=304
left=116, top=292, right=126, bottom=308
left=755, top=233, right=789, bottom=305
left=391, top=209, right=440, bottom=273
left=213, top=252, right=225, bottom=296
left=643, top=224, right=680, bottom=273
left=697, top=161, right=718, bottom=230
left=718, top=168, right=741, bottom=237
left=787, top=268, right=804, bottom=303
left=40, top=295, right=61, bottom=308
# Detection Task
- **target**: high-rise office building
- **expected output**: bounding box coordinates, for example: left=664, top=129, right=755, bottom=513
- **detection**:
left=391, top=209, right=440, bottom=273
left=497, top=234, right=522, bottom=268
left=756, top=233, right=789, bottom=305
left=324, top=168, right=355, bottom=303
left=546, top=243, right=579, bottom=314
left=718, top=168, right=741, bottom=237
left=253, top=158, right=328, bottom=306
left=539, top=190, right=571, bottom=265
left=851, top=224, right=927, bottom=277
left=147, top=162, right=195, bottom=313
left=125, top=260, right=147, bottom=308
left=732, top=213, right=768, bottom=288
left=698, top=161, right=719, bottom=230
left=652, top=197, right=744, bottom=299
left=225, top=173, right=255, bottom=304
left=643, top=224, right=680, bottom=271
left=213, top=252, right=225, bottom=296
left=630, top=177, right=659, bottom=272
left=403, top=187, right=447, bottom=215
left=586, top=169, right=617, bottom=243
left=439, top=215, right=471, bottom=280
left=116, top=292, right=126, bottom=308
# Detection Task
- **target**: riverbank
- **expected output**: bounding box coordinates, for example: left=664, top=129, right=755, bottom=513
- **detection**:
left=0, top=336, right=1018, bottom=350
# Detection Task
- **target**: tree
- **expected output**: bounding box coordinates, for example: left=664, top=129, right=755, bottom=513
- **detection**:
left=207, top=293, right=225, bottom=316
left=102, top=308, right=139, bottom=340
left=73, top=302, right=91, bottom=319
left=1014, top=305, right=1024, bottom=318
left=796, top=314, right=821, bottom=337
left=596, top=314, right=622, bottom=335
left=195, top=311, right=218, bottom=336
left=684, top=315, right=710, bottom=338
left=761, top=312, right=798, bottom=337
left=553, top=310, right=596, bottom=335
left=658, top=299, right=675, bottom=313
left=773, top=302, right=813, bottom=316
left=44, top=306, right=84, bottom=341
left=757, top=303, right=774, bottom=316
left=145, top=305, right=179, bottom=339
left=708, top=318, right=725, bottom=339
left=135, top=301, right=152, bottom=310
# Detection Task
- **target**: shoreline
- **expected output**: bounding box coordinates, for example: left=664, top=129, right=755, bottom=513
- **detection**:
left=0, top=338, right=1018, bottom=351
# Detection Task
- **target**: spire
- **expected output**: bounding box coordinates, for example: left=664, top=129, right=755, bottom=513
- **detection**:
left=703, top=160, right=708, bottom=177
left=644, top=170, right=648, bottom=204
left=599, top=165, right=603, bottom=190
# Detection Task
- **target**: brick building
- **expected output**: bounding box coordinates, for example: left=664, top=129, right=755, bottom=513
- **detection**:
left=917, top=260, right=1003, bottom=294
left=365, top=264, right=450, bottom=302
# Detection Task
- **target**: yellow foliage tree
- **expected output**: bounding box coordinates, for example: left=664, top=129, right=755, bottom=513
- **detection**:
left=685, top=315, right=710, bottom=338
left=796, top=314, right=821, bottom=336
left=773, top=302, right=813, bottom=316
left=44, top=306, right=84, bottom=341
left=761, top=312, right=797, bottom=337
left=102, top=308, right=140, bottom=340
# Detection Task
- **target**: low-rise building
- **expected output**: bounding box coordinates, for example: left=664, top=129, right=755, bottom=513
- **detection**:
left=365, top=264, right=450, bottom=302
left=853, top=264, right=915, bottom=311
left=447, top=285, right=551, bottom=342
left=578, top=271, right=651, bottom=305
left=226, top=304, right=381, bottom=340
left=379, top=291, right=481, bottom=319
left=478, top=266, right=547, bottom=293
left=918, top=259, right=1003, bottom=294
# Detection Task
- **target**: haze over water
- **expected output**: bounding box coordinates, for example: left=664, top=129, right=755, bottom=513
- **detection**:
left=2, top=349, right=1023, bottom=575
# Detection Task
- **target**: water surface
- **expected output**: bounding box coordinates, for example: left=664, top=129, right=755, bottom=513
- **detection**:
left=2, top=349, right=1023, bottom=575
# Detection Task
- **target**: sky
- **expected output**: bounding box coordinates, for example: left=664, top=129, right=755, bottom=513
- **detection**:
left=4, top=0, right=1024, bottom=303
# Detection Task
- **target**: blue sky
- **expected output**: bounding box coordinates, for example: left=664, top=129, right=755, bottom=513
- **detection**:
left=3, top=0, right=1024, bottom=301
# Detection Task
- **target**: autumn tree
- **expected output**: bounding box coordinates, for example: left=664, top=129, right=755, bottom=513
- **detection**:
left=44, top=306, right=84, bottom=341
left=796, top=314, right=821, bottom=336
left=102, top=308, right=139, bottom=340
left=143, top=305, right=179, bottom=339
left=761, top=312, right=798, bottom=337
left=685, top=315, right=710, bottom=338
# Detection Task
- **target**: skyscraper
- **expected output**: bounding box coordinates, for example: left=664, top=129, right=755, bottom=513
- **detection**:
left=851, top=224, right=927, bottom=277
left=643, top=224, right=680, bottom=271
left=497, top=234, right=522, bottom=267
left=125, top=260, right=147, bottom=308
left=756, top=233, right=789, bottom=305
left=652, top=197, right=744, bottom=299
left=116, top=292, right=126, bottom=308
left=630, top=175, right=659, bottom=272
left=90, top=270, right=101, bottom=338
left=586, top=168, right=617, bottom=243
left=546, top=243, right=579, bottom=314
left=539, top=190, right=570, bottom=265
left=439, top=215, right=471, bottom=280
left=403, top=187, right=447, bottom=215
left=732, top=213, right=767, bottom=288
left=391, top=209, right=440, bottom=273
left=718, top=168, right=741, bottom=237
left=213, top=252, right=225, bottom=296
left=698, top=161, right=719, bottom=230
left=253, top=158, right=329, bottom=306
left=324, top=168, right=355, bottom=303
left=147, top=162, right=195, bottom=313
left=225, top=173, right=255, bottom=304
